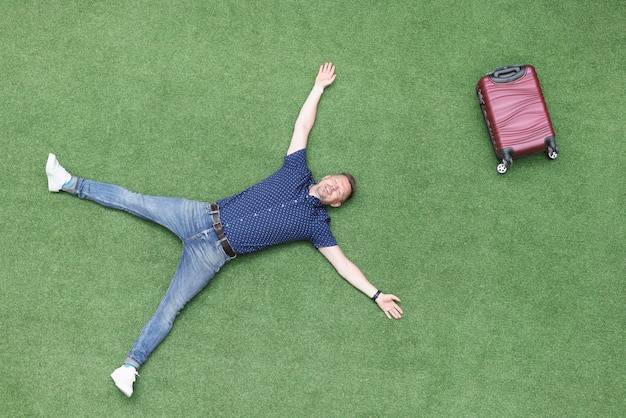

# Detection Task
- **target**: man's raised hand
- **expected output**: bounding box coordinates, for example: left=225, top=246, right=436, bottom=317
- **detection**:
left=315, top=62, right=336, bottom=90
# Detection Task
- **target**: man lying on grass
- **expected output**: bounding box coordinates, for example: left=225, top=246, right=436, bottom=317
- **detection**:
left=46, top=62, right=403, bottom=398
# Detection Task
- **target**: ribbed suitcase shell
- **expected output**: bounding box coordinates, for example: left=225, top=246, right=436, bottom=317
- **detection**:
left=477, top=65, right=557, bottom=173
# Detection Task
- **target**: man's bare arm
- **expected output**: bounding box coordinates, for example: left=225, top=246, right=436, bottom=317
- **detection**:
left=318, top=245, right=403, bottom=319
left=287, top=63, right=336, bottom=155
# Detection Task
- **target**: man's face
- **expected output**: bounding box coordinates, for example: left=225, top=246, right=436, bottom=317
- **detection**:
left=314, top=175, right=352, bottom=207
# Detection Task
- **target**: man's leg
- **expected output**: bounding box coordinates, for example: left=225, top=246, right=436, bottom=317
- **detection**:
left=46, top=153, right=209, bottom=240
left=128, top=229, right=229, bottom=364
left=112, top=229, right=230, bottom=397
left=74, top=178, right=207, bottom=240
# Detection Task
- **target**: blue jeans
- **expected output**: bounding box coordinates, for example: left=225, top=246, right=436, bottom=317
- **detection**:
left=74, top=179, right=233, bottom=367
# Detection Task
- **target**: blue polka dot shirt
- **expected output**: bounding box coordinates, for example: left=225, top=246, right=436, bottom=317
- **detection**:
left=217, top=149, right=337, bottom=255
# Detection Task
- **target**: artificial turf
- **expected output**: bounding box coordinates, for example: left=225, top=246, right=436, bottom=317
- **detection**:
left=1, top=1, right=624, bottom=416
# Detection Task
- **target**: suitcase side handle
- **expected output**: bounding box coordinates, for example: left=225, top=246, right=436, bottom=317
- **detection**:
left=489, top=65, right=526, bottom=83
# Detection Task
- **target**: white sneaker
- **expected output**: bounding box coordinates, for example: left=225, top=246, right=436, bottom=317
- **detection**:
left=110, top=365, right=138, bottom=397
left=46, top=153, right=72, bottom=192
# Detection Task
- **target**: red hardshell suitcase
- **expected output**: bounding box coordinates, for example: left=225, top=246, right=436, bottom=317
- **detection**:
left=477, top=65, right=558, bottom=174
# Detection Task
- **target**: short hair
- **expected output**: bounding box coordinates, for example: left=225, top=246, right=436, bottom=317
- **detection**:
left=341, top=173, right=356, bottom=201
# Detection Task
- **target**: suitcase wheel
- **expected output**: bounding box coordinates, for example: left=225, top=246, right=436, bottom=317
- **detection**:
left=546, top=146, right=559, bottom=160
left=546, top=137, right=559, bottom=160
left=497, top=150, right=513, bottom=174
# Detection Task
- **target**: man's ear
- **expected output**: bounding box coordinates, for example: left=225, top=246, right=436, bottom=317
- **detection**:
left=331, top=201, right=342, bottom=208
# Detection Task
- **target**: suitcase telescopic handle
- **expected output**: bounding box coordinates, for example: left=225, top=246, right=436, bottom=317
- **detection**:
left=489, top=65, right=526, bottom=83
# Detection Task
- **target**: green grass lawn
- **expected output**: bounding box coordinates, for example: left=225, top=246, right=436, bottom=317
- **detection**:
left=1, top=1, right=624, bottom=416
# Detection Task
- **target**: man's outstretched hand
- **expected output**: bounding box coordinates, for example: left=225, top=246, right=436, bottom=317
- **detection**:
left=315, top=62, right=337, bottom=90
left=376, top=293, right=403, bottom=319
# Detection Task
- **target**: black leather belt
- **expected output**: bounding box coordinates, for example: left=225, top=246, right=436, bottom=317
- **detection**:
left=209, top=203, right=236, bottom=258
